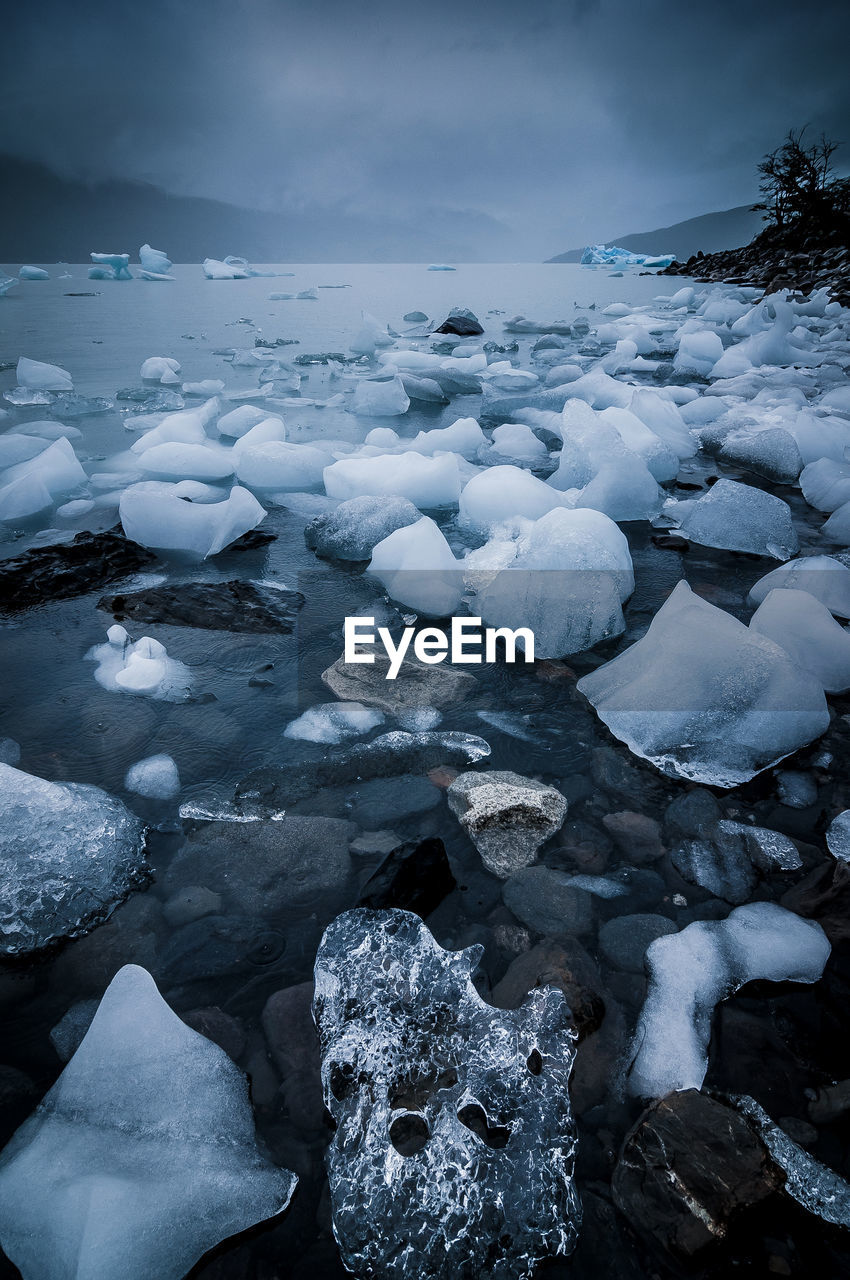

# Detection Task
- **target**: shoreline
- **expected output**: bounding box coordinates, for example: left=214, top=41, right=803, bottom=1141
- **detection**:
left=662, top=239, right=850, bottom=306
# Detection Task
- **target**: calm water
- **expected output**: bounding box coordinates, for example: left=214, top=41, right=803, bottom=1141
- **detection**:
left=1, top=264, right=847, bottom=1280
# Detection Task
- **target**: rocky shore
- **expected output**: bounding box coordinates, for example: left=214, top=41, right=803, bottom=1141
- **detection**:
left=663, top=235, right=850, bottom=306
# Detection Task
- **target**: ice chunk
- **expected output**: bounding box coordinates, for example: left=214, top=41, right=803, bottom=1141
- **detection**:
left=0, top=763, right=146, bottom=956
left=598, top=407, right=679, bottom=482
left=671, top=819, right=801, bottom=905
left=748, top=556, right=850, bottom=617
left=350, top=311, right=394, bottom=356
left=313, top=909, right=580, bottom=1279
left=182, top=379, right=225, bottom=396
left=305, top=494, right=420, bottom=561
left=716, top=427, right=803, bottom=484
left=749, top=588, right=850, bottom=692
left=489, top=423, right=548, bottom=463
left=0, top=437, right=86, bottom=501
left=140, top=356, right=181, bottom=384
left=368, top=516, right=463, bottom=616
left=469, top=507, right=634, bottom=659
left=0, top=435, right=50, bottom=468
left=90, top=251, right=133, bottom=279
left=629, top=389, right=696, bottom=459
left=139, top=442, right=235, bottom=482
left=216, top=404, right=269, bottom=438
left=16, top=356, right=73, bottom=392
left=203, top=257, right=250, bottom=279
left=124, top=754, right=181, bottom=799
left=549, top=398, right=666, bottom=518
left=399, top=417, right=485, bottom=460
left=87, top=628, right=193, bottom=701
left=139, top=243, right=173, bottom=274
left=0, top=475, right=54, bottom=521
left=0, top=275, right=18, bottom=295
left=674, top=329, right=724, bottom=375
left=801, top=458, right=850, bottom=512
left=581, top=244, right=674, bottom=267
left=0, top=965, right=296, bottom=1279
left=577, top=581, right=829, bottom=787
left=459, top=465, right=571, bottom=532
left=120, top=481, right=265, bottom=558
left=668, top=479, right=798, bottom=560
left=351, top=374, right=410, bottom=417
left=19, top=265, right=49, bottom=281
left=236, top=440, right=331, bottom=491
left=627, top=903, right=830, bottom=1097
left=324, top=452, right=461, bottom=508
left=230, top=418, right=288, bottom=457
left=826, top=811, right=850, bottom=862
left=284, top=702, right=385, bottom=743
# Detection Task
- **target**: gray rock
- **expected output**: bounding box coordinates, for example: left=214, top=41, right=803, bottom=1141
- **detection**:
left=434, top=307, right=484, bottom=336
left=349, top=829, right=404, bottom=857
left=598, top=914, right=677, bottom=973
left=349, top=775, right=442, bottom=827
left=448, top=771, right=568, bottom=879
left=502, top=866, right=594, bottom=938
left=49, top=1000, right=100, bottom=1062
left=664, top=788, right=722, bottom=839
left=602, top=811, right=664, bottom=863
left=0, top=763, right=148, bottom=957
left=322, top=652, right=477, bottom=714
left=305, top=495, right=421, bottom=562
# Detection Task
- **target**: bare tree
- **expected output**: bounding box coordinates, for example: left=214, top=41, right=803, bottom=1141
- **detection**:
left=753, top=126, right=840, bottom=229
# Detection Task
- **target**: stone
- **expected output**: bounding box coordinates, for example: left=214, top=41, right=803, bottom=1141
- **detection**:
left=490, top=940, right=605, bottom=1039
left=598, top=914, right=677, bottom=973
left=261, top=982, right=324, bottom=1136
left=180, top=1007, right=246, bottom=1062
left=601, top=811, right=664, bottom=863
left=0, top=528, right=155, bottom=610
left=321, top=652, right=477, bottom=715
left=162, top=885, right=222, bottom=928
left=612, top=1090, right=781, bottom=1259
left=502, top=866, right=594, bottom=938
left=433, top=307, right=484, bottom=336
left=349, top=830, right=404, bottom=857
left=664, top=788, right=722, bottom=840
left=357, top=837, right=456, bottom=918
left=447, top=771, right=567, bottom=879
left=99, top=580, right=304, bottom=633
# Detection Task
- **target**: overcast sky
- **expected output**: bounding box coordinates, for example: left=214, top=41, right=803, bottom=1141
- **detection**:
left=3, top=0, right=849, bottom=259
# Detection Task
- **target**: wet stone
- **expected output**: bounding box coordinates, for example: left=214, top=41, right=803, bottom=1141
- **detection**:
left=0, top=528, right=155, bottom=609
left=502, top=866, right=595, bottom=939
left=597, top=914, right=677, bottom=973
left=99, top=579, right=305, bottom=633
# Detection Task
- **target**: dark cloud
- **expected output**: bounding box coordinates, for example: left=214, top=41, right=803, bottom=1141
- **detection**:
left=2, top=0, right=848, bottom=258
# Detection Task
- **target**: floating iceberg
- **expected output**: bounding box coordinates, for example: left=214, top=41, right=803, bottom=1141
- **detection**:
left=237, top=440, right=331, bottom=491
left=581, top=244, right=675, bottom=268
left=284, top=702, right=385, bottom=744
left=577, top=581, right=830, bottom=786
left=139, top=243, right=173, bottom=275
left=90, top=252, right=133, bottom=280
left=87, top=626, right=193, bottom=701
left=305, top=494, right=420, bottom=561
left=0, top=965, right=296, bottom=1280
left=139, top=442, right=235, bottom=482
left=202, top=257, right=250, bottom=280
left=351, top=374, right=410, bottom=417
left=140, top=356, right=181, bottom=383
left=0, top=763, right=147, bottom=957
left=119, top=481, right=266, bottom=558
left=16, top=356, right=73, bottom=392
left=628, top=903, right=830, bottom=1097
left=313, top=909, right=580, bottom=1279
left=459, top=465, right=572, bottom=533
left=124, top=754, right=181, bottom=799
left=19, top=265, right=49, bottom=281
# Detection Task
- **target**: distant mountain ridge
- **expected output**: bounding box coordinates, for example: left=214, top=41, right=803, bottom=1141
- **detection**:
left=0, top=156, right=514, bottom=264
left=546, top=204, right=763, bottom=264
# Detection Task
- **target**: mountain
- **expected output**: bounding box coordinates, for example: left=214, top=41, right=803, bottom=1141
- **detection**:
left=0, top=156, right=514, bottom=264
left=546, top=204, right=764, bottom=264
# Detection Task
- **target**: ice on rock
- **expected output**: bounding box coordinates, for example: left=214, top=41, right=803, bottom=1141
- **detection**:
left=627, top=903, right=830, bottom=1098
left=459, top=465, right=571, bottom=532
left=368, top=516, right=463, bottom=617
left=16, top=357, right=73, bottom=392
left=668, top=478, right=798, bottom=560
left=87, top=627, right=193, bottom=702
left=0, top=965, right=296, bottom=1280
left=576, top=581, right=829, bottom=787
left=351, top=374, right=410, bottom=417
left=139, top=442, right=235, bottom=482
left=237, top=440, right=332, bottom=491
left=469, top=507, right=634, bottom=659
left=284, top=702, right=385, bottom=744
left=139, top=243, right=173, bottom=275
left=119, top=481, right=266, bottom=558
left=826, top=811, right=850, bottom=862
left=324, top=451, right=461, bottom=509
left=19, top=265, right=49, bottom=281
left=671, top=819, right=802, bottom=905
left=749, top=588, right=850, bottom=693
left=313, top=909, right=580, bottom=1280
left=0, top=763, right=147, bottom=956
left=140, top=356, right=181, bottom=384
left=124, top=754, right=181, bottom=800
left=489, top=423, right=548, bottom=463
left=305, top=495, right=419, bottom=562
left=90, top=252, right=133, bottom=280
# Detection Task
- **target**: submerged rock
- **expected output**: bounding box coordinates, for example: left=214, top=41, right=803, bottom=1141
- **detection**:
left=357, top=836, right=456, bottom=917
left=313, top=909, right=580, bottom=1279
left=322, top=654, right=477, bottom=715
left=447, top=770, right=568, bottom=879
left=0, top=965, right=296, bottom=1280
left=613, top=1090, right=781, bottom=1259
left=99, top=579, right=305, bottom=633
left=671, top=819, right=802, bottom=905
left=0, top=763, right=147, bottom=957
left=0, top=528, right=155, bottom=610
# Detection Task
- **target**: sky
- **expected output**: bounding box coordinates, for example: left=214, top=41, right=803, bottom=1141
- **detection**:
left=3, top=0, right=850, bottom=260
